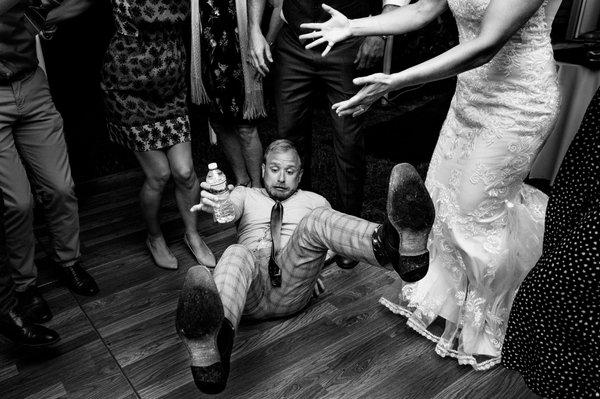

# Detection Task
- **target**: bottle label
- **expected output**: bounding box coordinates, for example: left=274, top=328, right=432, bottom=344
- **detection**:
left=211, top=180, right=227, bottom=193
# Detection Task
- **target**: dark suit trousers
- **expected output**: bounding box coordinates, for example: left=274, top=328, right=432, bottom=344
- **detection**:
left=0, top=188, right=16, bottom=315
left=273, top=25, right=366, bottom=216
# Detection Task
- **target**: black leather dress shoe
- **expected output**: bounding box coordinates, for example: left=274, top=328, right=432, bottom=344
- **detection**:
left=0, top=306, right=60, bottom=347
left=372, top=163, right=435, bottom=282
left=334, top=255, right=359, bottom=269
left=15, top=286, right=53, bottom=324
left=61, top=263, right=99, bottom=296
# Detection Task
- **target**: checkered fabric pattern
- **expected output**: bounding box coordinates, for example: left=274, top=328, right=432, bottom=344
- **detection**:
left=212, top=207, right=380, bottom=328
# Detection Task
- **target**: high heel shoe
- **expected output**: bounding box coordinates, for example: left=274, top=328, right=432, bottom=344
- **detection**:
left=184, top=233, right=216, bottom=268
left=146, top=236, right=178, bottom=270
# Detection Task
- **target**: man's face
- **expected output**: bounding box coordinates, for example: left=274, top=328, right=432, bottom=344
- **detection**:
left=262, top=149, right=303, bottom=201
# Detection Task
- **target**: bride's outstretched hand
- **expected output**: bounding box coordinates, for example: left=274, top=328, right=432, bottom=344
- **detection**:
left=333, top=73, right=394, bottom=117
left=299, top=4, right=351, bottom=56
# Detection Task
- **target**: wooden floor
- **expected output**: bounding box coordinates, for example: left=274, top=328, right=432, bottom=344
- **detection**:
left=0, top=170, right=540, bottom=399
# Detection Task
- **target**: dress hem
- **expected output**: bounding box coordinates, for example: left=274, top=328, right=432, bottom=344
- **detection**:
left=379, top=297, right=502, bottom=371
left=107, top=115, right=191, bottom=152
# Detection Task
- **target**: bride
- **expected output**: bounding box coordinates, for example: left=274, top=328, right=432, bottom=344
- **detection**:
left=300, top=0, right=562, bottom=370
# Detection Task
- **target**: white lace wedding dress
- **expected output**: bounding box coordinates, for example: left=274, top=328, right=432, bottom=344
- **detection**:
left=380, top=0, right=561, bottom=370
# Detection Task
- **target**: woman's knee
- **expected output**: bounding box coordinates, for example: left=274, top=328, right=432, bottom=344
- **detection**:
left=237, top=125, right=258, bottom=145
left=145, top=166, right=171, bottom=191
left=171, top=163, right=197, bottom=189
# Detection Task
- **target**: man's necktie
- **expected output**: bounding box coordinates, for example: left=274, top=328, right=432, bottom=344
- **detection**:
left=269, top=201, right=283, bottom=287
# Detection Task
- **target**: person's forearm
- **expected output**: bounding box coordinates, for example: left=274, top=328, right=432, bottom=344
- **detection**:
left=0, top=0, right=23, bottom=15
left=265, top=3, right=283, bottom=44
left=349, top=0, right=446, bottom=37
left=248, top=0, right=266, bottom=32
left=46, top=0, right=93, bottom=24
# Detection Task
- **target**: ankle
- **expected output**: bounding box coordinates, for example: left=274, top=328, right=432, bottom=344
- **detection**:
left=372, top=221, right=399, bottom=267
left=185, top=230, right=200, bottom=240
left=147, top=234, right=166, bottom=245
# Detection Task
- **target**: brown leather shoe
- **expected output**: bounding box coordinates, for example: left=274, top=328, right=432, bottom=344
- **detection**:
left=372, top=163, right=435, bottom=282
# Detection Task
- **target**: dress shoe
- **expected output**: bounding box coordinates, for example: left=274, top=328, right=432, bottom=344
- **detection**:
left=146, top=236, right=178, bottom=270
left=15, top=286, right=53, bottom=324
left=184, top=233, right=216, bottom=268
left=372, top=163, right=435, bottom=282
left=61, top=262, right=99, bottom=296
left=176, top=265, right=232, bottom=394
left=0, top=306, right=60, bottom=347
left=333, top=255, right=359, bottom=269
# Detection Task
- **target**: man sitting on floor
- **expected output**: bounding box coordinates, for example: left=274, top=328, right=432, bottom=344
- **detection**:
left=176, top=139, right=435, bottom=394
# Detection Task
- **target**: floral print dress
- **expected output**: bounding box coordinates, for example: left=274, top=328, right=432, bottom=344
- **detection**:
left=199, top=0, right=248, bottom=122
left=101, top=0, right=191, bottom=152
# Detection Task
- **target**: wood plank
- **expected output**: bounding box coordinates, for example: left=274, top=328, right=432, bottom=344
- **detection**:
left=220, top=281, right=401, bottom=398
left=0, top=286, right=97, bottom=365
left=430, top=365, right=540, bottom=399
left=0, top=340, right=135, bottom=399
left=24, top=382, right=67, bottom=399
left=0, top=364, right=18, bottom=383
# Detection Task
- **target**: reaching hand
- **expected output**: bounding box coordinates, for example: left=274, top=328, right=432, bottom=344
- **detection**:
left=249, top=29, right=273, bottom=77
left=332, top=73, right=395, bottom=117
left=354, top=36, right=385, bottom=70
left=299, top=4, right=351, bottom=57
left=190, top=182, right=235, bottom=214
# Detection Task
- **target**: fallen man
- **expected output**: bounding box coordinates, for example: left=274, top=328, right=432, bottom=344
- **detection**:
left=176, top=139, right=434, bottom=393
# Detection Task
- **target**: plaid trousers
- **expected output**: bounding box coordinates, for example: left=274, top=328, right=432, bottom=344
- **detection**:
left=213, top=207, right=379, bottom=328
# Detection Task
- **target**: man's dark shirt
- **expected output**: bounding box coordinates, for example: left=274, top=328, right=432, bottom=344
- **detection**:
left=0, top=1, right=38, bottom=82
left=282, top=0, right=380, bottom=37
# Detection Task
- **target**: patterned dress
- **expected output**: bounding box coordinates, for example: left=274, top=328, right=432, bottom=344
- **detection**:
left=502, top=88, right=600, bottom=398
left=380, top=0, right=560, bottom=370
left=101, top=0, right=191, bottom=152
left=199, top=0, right=247, bottom=122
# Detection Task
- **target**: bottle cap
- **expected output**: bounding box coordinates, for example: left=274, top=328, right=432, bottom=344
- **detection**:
left=208, top=163, right=217, bottom=170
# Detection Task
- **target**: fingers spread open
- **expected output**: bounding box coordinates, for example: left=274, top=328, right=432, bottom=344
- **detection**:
left=322, top=3, right=339, bottom=17
left=299, top=22, right=323, bottom=31
left=305, top=37, right=327, bottom=49
left=299, top=30, right=323, bottom=40
left=353, top=74, right=378, bottom=86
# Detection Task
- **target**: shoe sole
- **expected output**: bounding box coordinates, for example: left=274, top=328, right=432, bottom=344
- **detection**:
left=176, top=266, right=227, bottom=393
left=387, top=163, right=435, bottom=264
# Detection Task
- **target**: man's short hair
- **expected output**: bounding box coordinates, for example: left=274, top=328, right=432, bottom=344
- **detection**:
left=263, top=139, right=302, bottom=170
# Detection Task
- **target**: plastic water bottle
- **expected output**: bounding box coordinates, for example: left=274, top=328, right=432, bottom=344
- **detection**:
left=206, top=163, right=235, bottom=223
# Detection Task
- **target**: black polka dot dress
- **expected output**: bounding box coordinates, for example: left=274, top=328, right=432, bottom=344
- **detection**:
left=502, top=88, right=600, bottom=398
